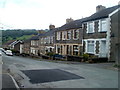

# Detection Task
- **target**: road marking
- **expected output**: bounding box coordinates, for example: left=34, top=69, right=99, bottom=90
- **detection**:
left=7, top=73, right=20, bottom=89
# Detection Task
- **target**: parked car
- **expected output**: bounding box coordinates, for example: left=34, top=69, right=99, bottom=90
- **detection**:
left=52, top=54, right=66, bottom=60
left=0, top=48, right=5, bottom=52
left=0, top=51, right=2, bottom=56
left=5, top=50, right=13, bottom=56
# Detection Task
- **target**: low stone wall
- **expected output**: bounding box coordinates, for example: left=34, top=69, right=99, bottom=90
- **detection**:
left=66, top=55, right=83, bottom=62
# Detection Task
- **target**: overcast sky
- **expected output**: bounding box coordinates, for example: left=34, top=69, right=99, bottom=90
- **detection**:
left=0, top=0, right=119, bottom=29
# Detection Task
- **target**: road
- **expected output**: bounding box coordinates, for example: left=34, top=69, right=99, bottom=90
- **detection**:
left=2, top=54, right=119, bottom=88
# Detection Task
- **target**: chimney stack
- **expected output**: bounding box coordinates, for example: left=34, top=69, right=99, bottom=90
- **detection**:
left=66, top=18, right=74, bottom=24
left=118, top=1, right=120, bottom=5
left=96, top=5, right=106, bottom=12
left=49, top=24, right=55, bottom=30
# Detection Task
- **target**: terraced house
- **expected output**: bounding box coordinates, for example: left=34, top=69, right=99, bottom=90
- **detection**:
left=55, top=18, right=86, bottom=56
left=82, top=5, right=120, bottom=61
left=22, top=39, right=31, bottom=55
left=39, top=25, right=58, bottom=55
left=30, top=35, right=39, bottom=55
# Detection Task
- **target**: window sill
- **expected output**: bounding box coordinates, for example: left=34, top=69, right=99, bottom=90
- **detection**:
left=87, top=32, right=94, bottom=34
left=99, top=31, right=107, bottom=33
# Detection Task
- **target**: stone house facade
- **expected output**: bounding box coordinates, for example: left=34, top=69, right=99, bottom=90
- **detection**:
left=109, top=6, right=120, bottom=63
left=82, top=5, right=120, bottom=61
left=39, top=25, right=57, bottom=55
left=22, top=39, right=31, bottom=55
left=30, top=35, right=39, bottom=55
left=54, top=19, right=85, bottom=56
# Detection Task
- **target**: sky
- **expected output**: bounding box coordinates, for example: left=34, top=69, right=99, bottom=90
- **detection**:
left=0, top=0, right=119, bottom=30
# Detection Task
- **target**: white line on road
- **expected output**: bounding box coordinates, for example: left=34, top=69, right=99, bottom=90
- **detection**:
left=7, top=73, right=20, bottom=89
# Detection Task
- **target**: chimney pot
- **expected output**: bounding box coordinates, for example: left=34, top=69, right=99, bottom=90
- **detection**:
left=49, top=24, right=55, bottom=30
left=96, top=5, right=106, bottom=12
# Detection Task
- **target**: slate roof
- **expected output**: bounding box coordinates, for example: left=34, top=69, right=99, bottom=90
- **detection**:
left=10, top=40, right=22, bottom=46
left=57, top=5, right=120, bottom=31
left=40, top=28, right=58, bottom=37
left=23, top=38, right=31, bottom=43
left=30, top=35, right=39, bottom=40
left=83, top=5, right=120, bottom=22
left=58, top=18, right=88, bottom=31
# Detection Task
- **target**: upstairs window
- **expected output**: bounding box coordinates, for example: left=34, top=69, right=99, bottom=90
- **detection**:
left=99, top=19, right=107, bottom=32
left=57, top=32, right=61, bottom=40
left=73, top=29, right=79, bottom=40
left=67, top=30, right=71, bottom=40
left=44, top=38, right=46, bottom=44
left=36, top=41, right=39, bottom=46
left=50, top=36, right=53, bottom=44
left=41, top=38, right=43, bottom=44
left=62, top=31, right=67, bottom=40
left=31, top=40, right=35, bottom=46
left=87, top=22, right=94, bottom=33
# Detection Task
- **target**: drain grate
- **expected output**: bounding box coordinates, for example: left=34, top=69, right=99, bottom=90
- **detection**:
left=21, top=69, right=84, bottom=84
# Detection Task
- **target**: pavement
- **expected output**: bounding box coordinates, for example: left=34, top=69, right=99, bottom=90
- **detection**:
left=2, top=73, right=19, bottom=90
left=0, top=54, right=19, bottom=90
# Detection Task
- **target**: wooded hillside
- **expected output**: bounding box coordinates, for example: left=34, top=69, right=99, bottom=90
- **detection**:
left=2, top=29, right=38, bottom=44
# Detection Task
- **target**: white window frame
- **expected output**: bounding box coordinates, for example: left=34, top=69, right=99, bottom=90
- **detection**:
left=36, top=41, right=39, bottom=46
left=41, top=38, right=43, bottom=44
left=98, top=19, right=107, bottom=32
left=50, top=36, right=53, bottom=44
left=67, top=30, right=71, bottom=40
left=73, top=29, right=79, bottom=40
left=62, top=31, right=66, bottom=40
left=87, top=21, right=94, bottom=33
left=57, top=32, right=60, bottom=40
left=87, top=40, right=95, bottom=54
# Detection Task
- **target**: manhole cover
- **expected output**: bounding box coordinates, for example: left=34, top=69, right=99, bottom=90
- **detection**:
left=21, top=69, right=84, bottom=84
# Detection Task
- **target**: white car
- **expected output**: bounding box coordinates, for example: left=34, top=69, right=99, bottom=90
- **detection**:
left=0, top=51, right=2, bottom=56
left=5, top=50, right=13, bottom=56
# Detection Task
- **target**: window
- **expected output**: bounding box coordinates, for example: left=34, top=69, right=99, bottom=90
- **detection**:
left=31, top=40, right=35, bottom=46
left=44, top=38, right=46, bottom=44
left=49, top=36, right=52, bottom=44
left=57, top=32, right=61, bottom=40
left=41, top=38, right=43, bottom=44
left=87, top=22, right=94, bottom=33
left=99, top=19, right=107, bottom=32
left=87, top=41, right=94, bottom=54
left=73, top=29, right=79, bottom=40
left=36, top=41, right=39, bottom=46
left=31, top=41, right=33, bottom=45
left=50, top=36, right=53, bottom=44
left=73, top=45, right=79, bottom=55
left=67, top=31, right=71, bottom=40
left=62, top=31, right=67, bottom=40
left=46, top=37, right=50, bottom=44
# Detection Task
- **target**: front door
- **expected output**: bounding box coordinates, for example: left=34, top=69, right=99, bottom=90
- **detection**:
left=99, top=40, right=107, bottom=57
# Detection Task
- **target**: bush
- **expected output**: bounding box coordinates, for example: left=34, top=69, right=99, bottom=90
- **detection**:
left=83, top=53, right=89, bottom=61
left=45, top=52, right=55, bottom=56
left=11, top=49, right=20, bottom=53
left=113, top=64, right=120, bottom=68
